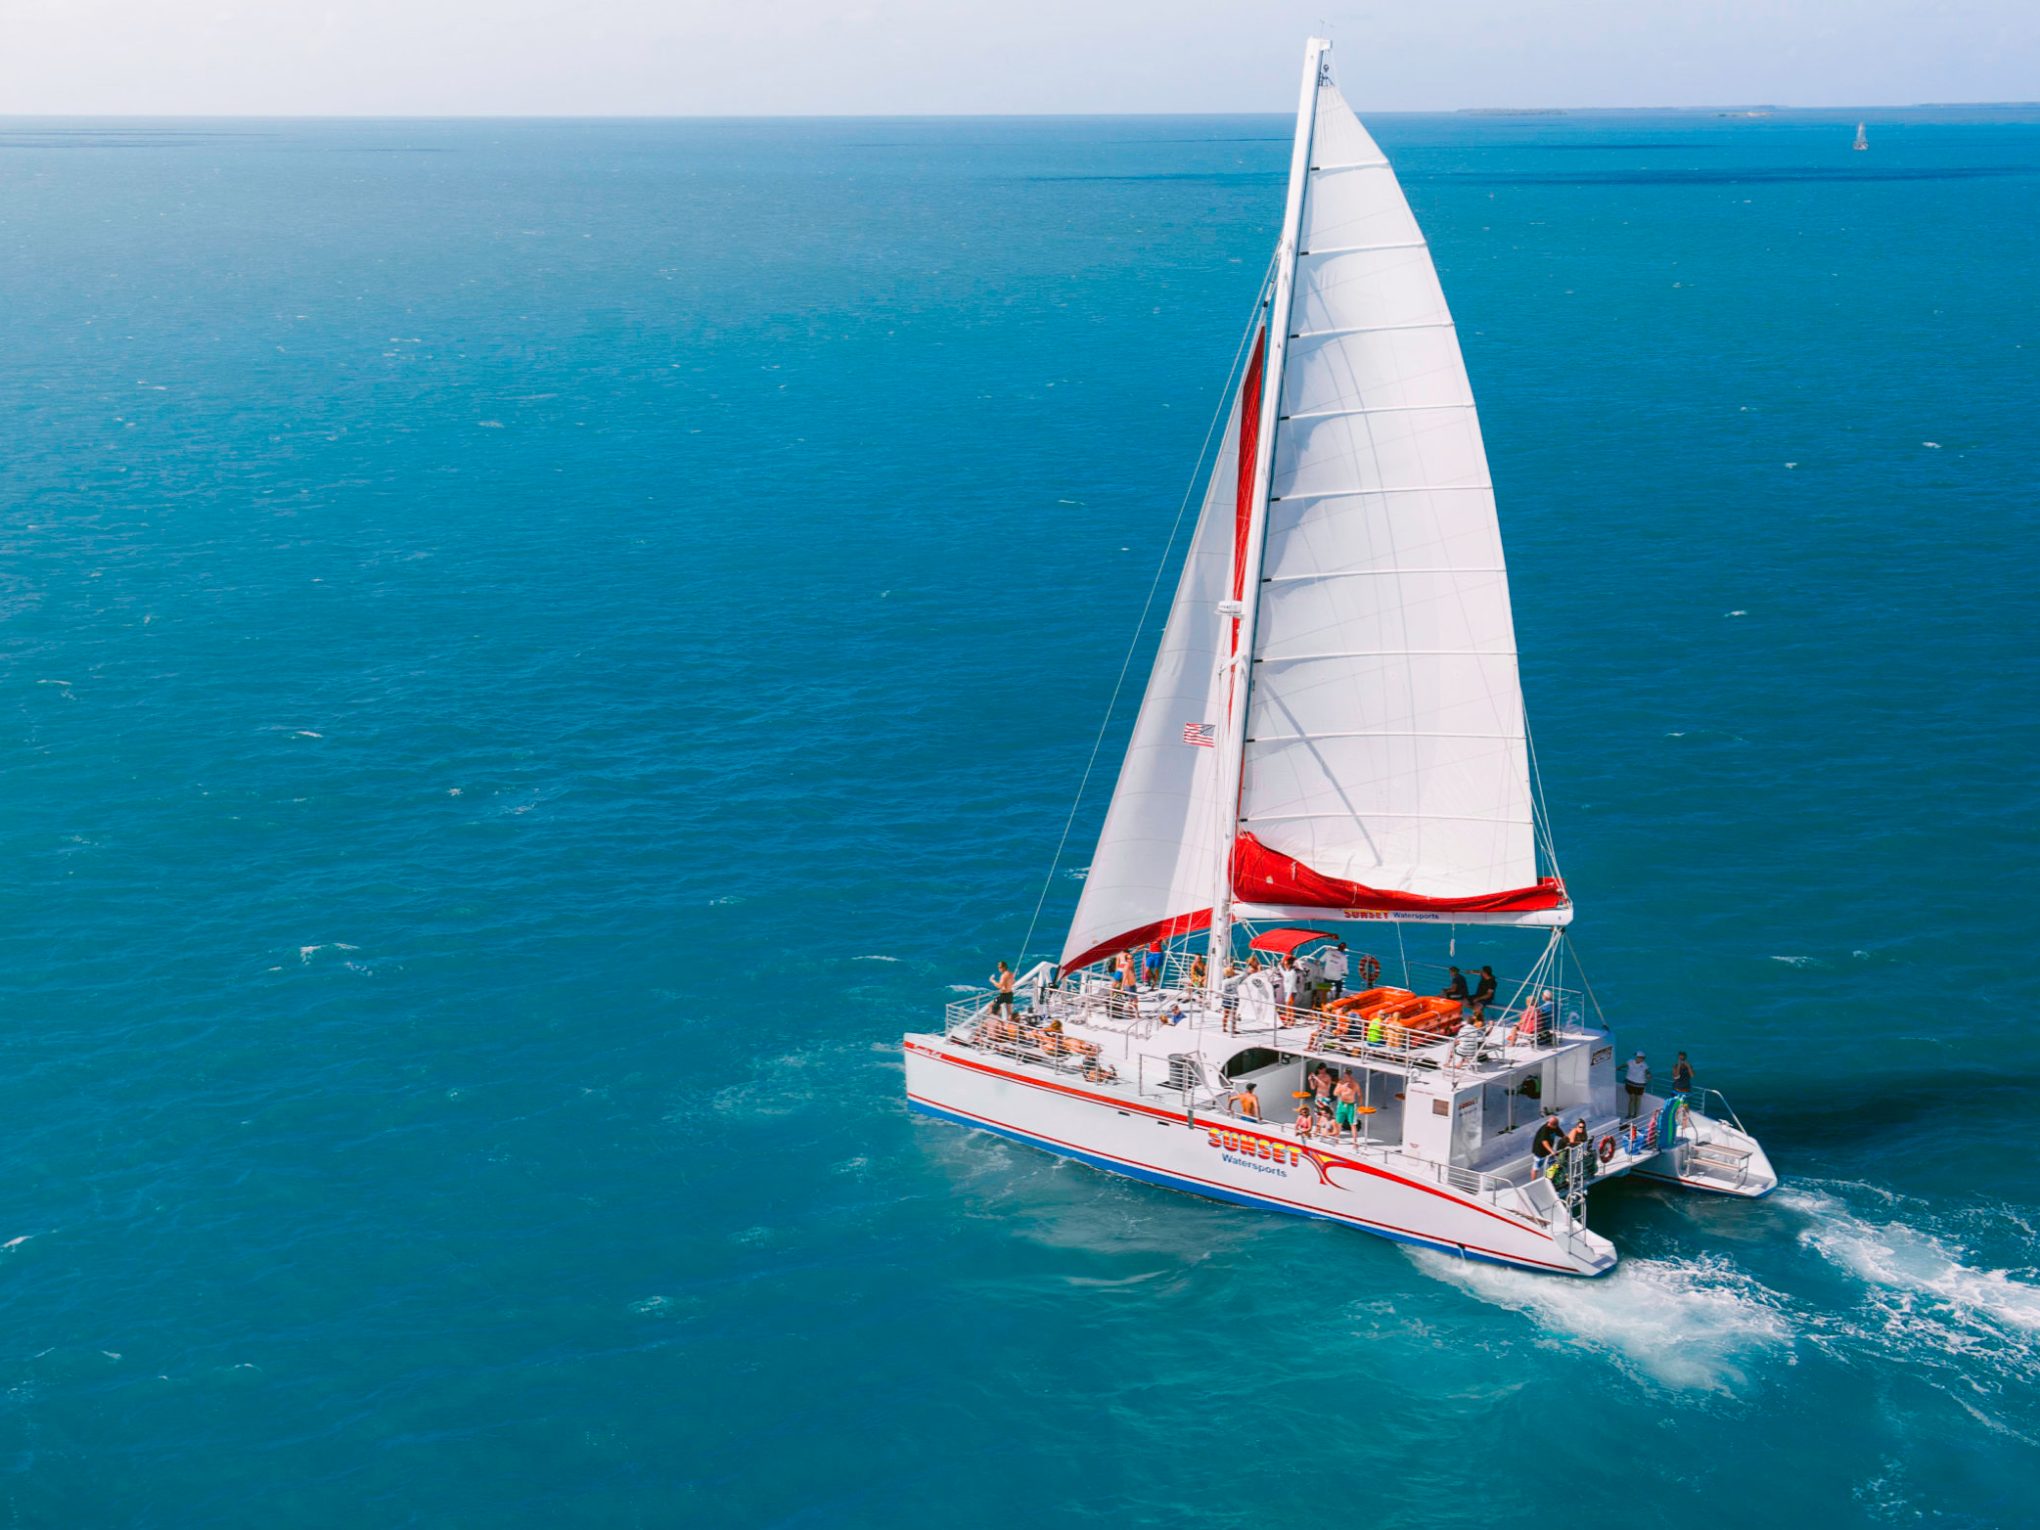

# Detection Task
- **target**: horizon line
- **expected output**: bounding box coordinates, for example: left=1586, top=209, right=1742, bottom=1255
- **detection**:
left=1, top=101, right=2038, bottom=124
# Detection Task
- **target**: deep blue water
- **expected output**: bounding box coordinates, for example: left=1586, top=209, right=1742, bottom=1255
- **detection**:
left=1, top=108, right=2037, bottom=1525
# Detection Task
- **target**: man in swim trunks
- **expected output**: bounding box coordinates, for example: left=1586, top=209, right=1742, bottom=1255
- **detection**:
left=1142, top=937, right=1164, bottom=988
left=989, top=960, right=1016, bottom=1013
left=1232, top=1081, right=1261, bottom=1120
left=1333, top=1070, right=1361, bottom=1143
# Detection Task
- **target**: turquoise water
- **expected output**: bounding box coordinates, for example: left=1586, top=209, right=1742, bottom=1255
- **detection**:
left=1, top=109, right=2037, bottom=1524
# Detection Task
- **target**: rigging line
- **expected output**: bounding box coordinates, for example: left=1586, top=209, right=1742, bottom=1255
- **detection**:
left=1017, top=253, right=1278, bottom=970
left=1560, top=929, right=1609, bottom=1029
left=1524, top=714, right=1564, bottom=886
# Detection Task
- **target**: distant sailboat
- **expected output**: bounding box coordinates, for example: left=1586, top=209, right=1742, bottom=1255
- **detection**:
left=1853, top=122, right=1869, bottom=151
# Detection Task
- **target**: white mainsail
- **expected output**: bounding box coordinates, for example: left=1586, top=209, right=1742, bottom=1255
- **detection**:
left=1061, top=40, right=1563, bottom=975
left=1238, top=73, right=1545, bottom=908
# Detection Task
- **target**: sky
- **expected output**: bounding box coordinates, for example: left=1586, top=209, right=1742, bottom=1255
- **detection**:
left=0, top=0, right=2035, bottom=116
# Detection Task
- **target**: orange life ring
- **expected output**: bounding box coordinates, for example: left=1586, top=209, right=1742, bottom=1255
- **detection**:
left=1597, top=1135, right=1617, bottom=1164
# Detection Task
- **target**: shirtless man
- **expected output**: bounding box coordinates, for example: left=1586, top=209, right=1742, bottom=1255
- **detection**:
left=1309, top=1061, right=1334, bottom=1106
left=1232, top=1081, right=1261, bottom=1120
left=1333, top=1070, right=1361, bottom=1143
left=988, top=960, right=1017, bottom=1014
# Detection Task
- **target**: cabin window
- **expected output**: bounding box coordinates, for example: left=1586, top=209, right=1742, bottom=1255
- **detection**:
left=1221, top=1047, right=1284, bottom=1078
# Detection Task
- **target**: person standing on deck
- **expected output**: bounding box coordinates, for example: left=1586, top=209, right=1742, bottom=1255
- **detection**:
left=1232, top=1081, right=1261, bottom=1120
left=1623, top=1051, right=1650, bottom=1118
left=1220, top=961, right=1241, bottom=1035
left=1143, top=936, right=1164, bottom=989
left=1333, top=1071, right=1360, bottom=1143
left=1277, top=955, right=1303, bottom=1022
left=989, top=961, right=1016, bottom=1014
left=1672, top=1052, right=1694, bottom=1095
left=1532, top=1113, right=1564, bottom=1177
left=1323, top=941, right=1349, bottom=999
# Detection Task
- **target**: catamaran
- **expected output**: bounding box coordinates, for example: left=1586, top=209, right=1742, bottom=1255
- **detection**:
left=902, top=38, right=1776, bottom=1276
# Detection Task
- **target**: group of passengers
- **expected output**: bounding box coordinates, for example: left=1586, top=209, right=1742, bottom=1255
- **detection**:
left=1293, top=1060, right=1372, bottom=1144
left=1225, top=1061, right=1374, bottom=1145
left=973, top=1005, right=1120, bottom=1084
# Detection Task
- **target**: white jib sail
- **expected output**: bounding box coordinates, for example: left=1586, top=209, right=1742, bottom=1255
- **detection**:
left=1239, top=71, right=1539, bottom=903
left=1058, top=391, right=1242, bottom=972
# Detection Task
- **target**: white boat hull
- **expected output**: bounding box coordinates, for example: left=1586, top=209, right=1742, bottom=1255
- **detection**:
left=905, top=1036, right=1617, bottom=1276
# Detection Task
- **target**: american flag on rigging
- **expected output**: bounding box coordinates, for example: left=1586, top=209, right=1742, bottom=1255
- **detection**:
left=1182, top=721, right=1216, bottom=748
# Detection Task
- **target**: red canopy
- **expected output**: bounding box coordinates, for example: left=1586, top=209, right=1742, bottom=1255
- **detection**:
left=1248, top=926, right=1339, bottom=956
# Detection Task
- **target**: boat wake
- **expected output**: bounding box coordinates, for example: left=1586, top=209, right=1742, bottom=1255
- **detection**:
left=1781, top=1183, right=2040, bottom=1393
left=1408, top=1248, right=1793, bottom=1392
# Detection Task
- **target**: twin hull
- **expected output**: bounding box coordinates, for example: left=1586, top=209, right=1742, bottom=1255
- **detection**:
left=903, top=1037, right=1613, bottom=1276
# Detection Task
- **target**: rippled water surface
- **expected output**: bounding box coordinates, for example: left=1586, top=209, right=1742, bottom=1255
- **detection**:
left=1, top=109, right=2036, bottom=1525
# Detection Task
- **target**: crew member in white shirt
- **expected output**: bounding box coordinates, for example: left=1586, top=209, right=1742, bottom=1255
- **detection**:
left=1322, top=942, right=1349, bottom=998
left=1622, top=1050, right=1650, bottom=1118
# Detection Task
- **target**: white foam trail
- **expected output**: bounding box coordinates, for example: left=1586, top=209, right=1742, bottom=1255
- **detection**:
left=853, top=955, right=901, bottom=963
left=1783, top=1186, right=2040, bottom=1357
left=1411, top=1249, right=1792, bottom=1391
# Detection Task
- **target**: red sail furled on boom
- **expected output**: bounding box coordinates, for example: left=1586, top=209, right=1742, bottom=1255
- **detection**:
left=1062, top=909, right=1213, bottom=978
left=1230, top=833, right=1568, bottom=915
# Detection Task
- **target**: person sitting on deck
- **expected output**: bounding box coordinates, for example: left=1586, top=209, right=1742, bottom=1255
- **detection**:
left=1188, top=954, right=1207, bottom=988
left=1231, top=1081, right=1261, bottom=1120
left=1083, top=1057, right=1118, bottom=1084
left=1163, top=1000, right=1186, bottom=1027
left=1294, top=1101, right=1315, bottom=1141
left=1470, top=965, right=1497, bottom=1019
left=989, top=960, right=1017, bottom=1014
left=1143, top=937, right=1164, bottom=988
left=1443, top=966, right=1470, bottom=1016
left=1315, top=1101, right=1337, bottom=1138
left=1531, top=1113, right=1564, bottom=1176
left=1333, top=1072, right=1360, bottom=1142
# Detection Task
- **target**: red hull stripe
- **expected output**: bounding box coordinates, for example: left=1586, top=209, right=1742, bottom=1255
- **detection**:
left=908, top=1090, right=1575, bottom=1273
left=911, top=1042, right=1552, bottom=1243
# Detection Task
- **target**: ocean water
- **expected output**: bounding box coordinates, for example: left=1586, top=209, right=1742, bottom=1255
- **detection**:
left=1, top=107, right=2036, bottom=1525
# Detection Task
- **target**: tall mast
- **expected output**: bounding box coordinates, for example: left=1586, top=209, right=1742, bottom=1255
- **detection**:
left=1206, top=36, right=1328, bottom=990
